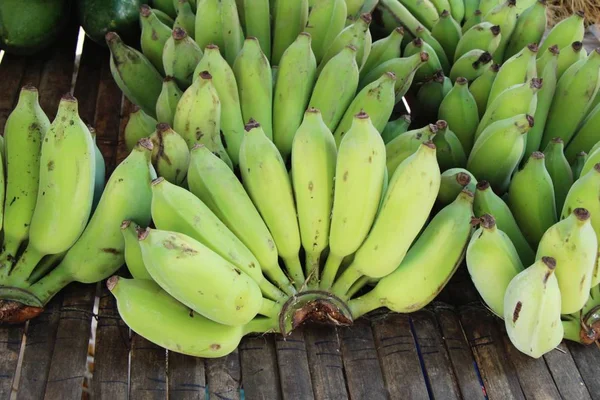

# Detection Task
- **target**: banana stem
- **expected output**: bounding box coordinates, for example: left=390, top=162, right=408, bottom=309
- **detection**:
left=345, top=275, right=372, bottom=300
left=27, top=264, right=73, bottom=306
left=4, top=246, right=45, bottom=288
left=348, top=289, right=383, bottom=320
left=304, top=251, right=321, bottom=289
left=283, top=255, right=306, bottom=290
left=331, top=264, right=363, bottom=298
left=320, top=253, right=343, bottom=290
left=264, top=263, right=297, bottom=297
left=243, top=317, right=280, bottom=335
left=259, top=298, right=282, bottom=319
left=562, top=317, right=585, bottom=343
left=258, top=278, right=287, bottom=302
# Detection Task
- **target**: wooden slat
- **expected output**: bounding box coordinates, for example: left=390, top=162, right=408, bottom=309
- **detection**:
left=372, top=313, right=428, bottom=400
left=167, top=352, right=206, bottom=400
left=433, top=303, right=485, bottom=399
left=411, top=309, right=462, bottom=400
left=43, top=283, right=96, bottom=400
left=437, top=265, right=480, bottom=307
left=304, top=325, right=348, bottom=400
left=205, top=349, right=241, bottom=400
left=275, top=329, right=314, bottom=400
left=239, top=334, right=281, bottom=400
left=91, top=283, right=129, bottom=400
left=459, top=305, right=525, bottom=400
left=72, top=40, right=105, bottom=125
left=544, top=342, right=592, bottom=400
left=339, top=318, right=388, bottom=400
left=129, top=334, right=167, bottom=399
left=567, top=342, right=600, bottom=399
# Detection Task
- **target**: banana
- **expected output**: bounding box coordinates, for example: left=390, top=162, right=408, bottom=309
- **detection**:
left=438, top=77, right=480, bottom=152
left=26, top=139, right=154, bottom=303
left=508, top=151, right=557, bottom=247
left=381, top=114, right=412, bottom=144
left=449, top=0, right=465, bottom=22
left=449, top=50, right=493, bottom=82
left=305, top=0, right=348, bottom=64
left=194, top=0, right=224, bottom=50
left=503, top=256, right=563, bottom=358
left=432, top=120, right=467, bottom=171
left=467, top=114, right=532, bottom=194
left=541, top=49, right=600, bottom=150
left=124, top=107, right=157, bottom=152
left=219, top=0, right=244, bottom=65
left=0, top=86, right=50, bottom=270
left=154, top=8, right=176, bottom=26
left=377, top=0, right=426, bottom=36
left=580, top=147, right=600, bottom=177
left=90, top=128, right=105, bottom=214
left=571, top=151, right=587, bottom=180
left=431, top=11, right=462, bottom=62
left=438, top=168, right=477, bottom=205
left=454, top=22, right=501, bottom=62
left=360, top=27, right=404, bottom=80
left=309, top=45, right=359, bottom=132
left=404, top=38, right=442, bottom=82
left=273, top=33, right=317, bottom=161
left=331, top=141, right=440, bottom=296
left=463, top=0, right=480, bottom=20
left=415, top=71, right=452, bottom=119
left=320, top=112, right=386, bottom=289
left=162, top=27, right=203, bottom=90
left=482, top=0, right=518, bottom=63
left=121, top=220, right=152, bottom=280
left=347, top=189, right=474, bottom=317
left=386, top=123, right=438, bottom=174
left=538, top=11, right=585, bottom=56
left=106, top=32, right=163, bottom=118
left=537, top=208, right=597, bottom=314
left=462, top=10, right=482, bottom=33
left=173, top=0, right=196, bottom=37
left=318, top=13, right=372, bottom=74
left=187, top=145, right=295, bottom=295
left=504, top=0, right=547, bottom=60
left=240, top=121, right=305, bottom=289
left=271, top=0, right=309, bottom=65
left=466, top=214, right=524, bottom=317
left=543, top=138, right=573, bottom=213
left=469, top=63, right=499, bottom=118
left=148, top=123, right=189, bottom=185
left=566, top=103, right=600, bottom=162
left=397, top=0, right=439, bottom=31
left=556, top=42, right=586, bottom=81
left=291, top=109, right=337, bottom=286
left=154, top=0, right=177, bottom=17
left=487, top=43, right=538, bottom=106
left=243, top=0, right=271, bottom=61
left=155, top=77, right=183, bottom=125
left=414, top=26, right=452, bottom=74
left=139, top=5, right=172, bottom=75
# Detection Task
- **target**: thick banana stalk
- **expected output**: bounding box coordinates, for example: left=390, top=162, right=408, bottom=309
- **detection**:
left=537, top=208, right=597, bottom=314
left=467, top=114, right=532, bottom=194
left=487, top=43, right=538, bottom=106
left=162, top=28, right=203, bottom=90
left=271, top=0, right=309, bottom=66
left=243, top=0, right=271, bottom=61
left=566, top=103, right=600, bottom=162
left=148, top=123, right=189, bottom=185
left=467, top=214, right=524, bottom=317
left=504, top=257, right=563, bottom=358
left=106, top=32, right=163, bottom=118
left=432, top=120, right=467, bottom=171
left=318, top=13, right=372, bottom=74
left=470, top=63, right=499, bottom=118
left=449, top=50, right=493, bottom=82
left=332, top=141, right=440, bottom=296
left=155, top=77, right=183, bottom=125
left=305, top=0, right=348, bottom=64
left=504, top=0, right=547, bottom=60
left=404, top=38, right=442, bottom=82
left=462, top=10, right=482, bottom=33
left=508, top=151, right=557, bottom=248
left=482, top=0, right=518, bottom=63
left=320, top=112, right=386, bottom=289
left=27, top=139, right=154, bottom=303
left=273, top=33, right=317, bottom=161
left=438, top=168, right=477, bottom=205
left=140, top=5, right=172, bottom=75
left=360, top=27, right=404, bottom=80
left=121, top=220, right=152, bottom=280
left=386, top=124, right=438, bottom=174
left=233, top=37, right=273, bottom=140
left=173, top=0, right=196, bottom=37
left=194, top=0, right=224, bottom=50
left=309, top=45, right=359, bottom=132
left=438, top=77, right=479, bottom=152
left=0, top=87, right=50, bottom=271
left=538, top=11, right=585, bottom=56
left=348, top=190, right=474, bottom=317
left=187, top=145, right=295, bottom=295
left=381, top=114, right=412, bottom=144
left=543, top=138, right=573, bottom=213
left=415, top=72, right=452, bottom=120
left=291, top=109, right=337, bottom=286
left=240, top=121, right=305, bottom=289
left=570, top=151, right=587, bottom=180
left=124, top=107, right=157, bottom=152
left=173, top=71, right=232, bottom=168
left=454, top=22, right=501, bottom=62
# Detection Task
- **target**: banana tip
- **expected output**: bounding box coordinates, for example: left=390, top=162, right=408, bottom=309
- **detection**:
left=120, top=220, right=131, bottom=230
left=530, top=78, right=543, bottom=90
left=474, top=10, right=482, bottom=16
left=440, top=9, right=450, bottom=17
left=551, top=137, right=563, bottom=144
left=479, top=214, right=496, bottom=229
left=191, top=143, right=205, bottom=151
left=139, top=5, right=151, bottom=16
left=138, top=227, right=150, bottom=241
left=137, top=137, right=154, bottom=151
left=491, top=25, right=501, bottom=36
left=151, top=177, right=165, bottom=186
left=456, top=77, right=468, bottom=85
left=507, top=0, right=516, bottom=6
left=490, top=63, right=500, bottom=72
left=198, top=70, right=212, bottom=80
left=476, top=180, right=490, bottom=190
left=244, top=119, right=261, bottom=131
left=105, top=32, right=120, bottom=43
left=206, top=44, right=220, bottom=50
left=572, top=41, right=583, bottom=51
left=61, top=93, right=77, bottom=102
left=21, top=84, right=38, bottom=92
left=156, top=122, right=171, bottom=133
left=107, top=276, right=119, bottom=291
left=548, top=45, right=560, bottom=55
left=360, top=13, right=373, bottom=24
left=576, top=10, right=585, bottom=17
left=573, top=208, right=591, bottom=221
left=456, top=172, right=471, bottom=187
left=541, top=256, right=556, bottom=271
left=531, top=151, right=544, bottom=160
left=526, top=115, right=535, bottom=128
left=594, top=163, right=600, bottom=173
left=413, top=37, right=424, bottom=47
left=355, top=111, right=370, bottom=120
left=173, top=27, right=187, bottom=40
left=527, top=43, right=539, bottom=53
left=423, top=140, right=436, bottom=150
left=419, top=51, right=429, bottom=63
left=435, top=120, right=448, bottom=131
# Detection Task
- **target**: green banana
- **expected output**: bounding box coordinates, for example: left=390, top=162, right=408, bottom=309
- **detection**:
left=566, top=103, right=600, bottom=162
left=508, top=151, right=557, bottom=247
left=243, top=0, right=271, bottom=61
left=318, top=13, right=372, bottom=73
left=482, top=0, right=518, bottom=63
left=154, top=8, right=176, bottom=27
left=404, top=38, right=442, bottom=82
left=240, top=121, right=305, bottom=289
left=462, top=10, right=482, bottom=33
left=148, top=123, right=189, bottom=185
left=377, top=0, right=427, bottom=37
left=320, top=112, right=386, bottom=289
left=219, top=0, right=244, bottom=65
left=173, top=0, right=196, bottom=38
left=386, top=123, right=438, bottom=174
left=154, top=0, right=177, bottom=17
left=571, top=151, right=587, bottom=180
left=543, top=138, right=573, bottom=213
left=463, top=0, right=480, bottom=20
left=504, top=0, right=547, bottom=60
left=305, top=0, right=348, bottom=64
left=155, top=76, right=183, bottom=125
left=414, top=26, right=452, bottom=74
left=467, top=214, right=524, bottom=317
left=431, top=11, right=462, bottom=62
left=454, top=22, right=501, bottom=62
left=503, top=256, right=563, bottom=358
left=449, top=0, right=465, bottom=23
left=360, top=27, right=404, bottom=80
left=438, top=77, right=480, bottom=152
left=173, top=71, right=232, bottom=168
left=273, top=33, right=317, bottom=161
left=449, top=50, right=493, bottom=82
left=271, top=0, right=309, bottom=66
left=233, top=37, right=273, bottom=140
left=187, top=145, right=295, bottom=296
left=438, top=168, right=477, bottom=205
left=415, top=71, right=452, bottom=119
left=121, top=220, right=152, bottom=280
left=381, top=114, right=412, bottom=144
left=27, top=139, right=154, bottom=303
left=140, top=5, right=172, bottom=75
left=106, top=32, right=163, bottom=118
left=487, top=43, right=538, bottom=106
left=556, top=42, right=586, bottom=81
left=309, top=45, right=359, bottom=132
left=291, top=109, right=337, bottom=286
left=124, top=107, right=157, bottom=152
left=469, top=62, right=499, bottom=118
left=580, top=147, right=600, bottom=178
left=538, top=11, right=585, bottom=56
left=397, top=0, right=439, bottom=31
left=432, top=119, right=467, bottom=171
left=537, top=208, right=597, bottom=314
left=162, top=27, right=203, bottom=90
left=347, top=189, right=474, bottom=317
left=194, top=0, right=224, bottom=50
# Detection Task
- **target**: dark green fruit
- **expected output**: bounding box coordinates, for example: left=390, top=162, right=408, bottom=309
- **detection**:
left=76, top=0, right=143, bottom=46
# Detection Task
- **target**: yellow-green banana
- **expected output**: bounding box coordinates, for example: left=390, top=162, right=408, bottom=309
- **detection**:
left=271, top=0, right=309, bottom=65
left=377, top=0, right=427, bottom=37
left=487, top=43, right=538, bottom=106
left=218, top=0, right=244, bottom=65
left=432, top=120, right=467, bottom=171
left=538, top=11, right=585, bottom=56
left=381, top=114, right=412, bottom=144
left=566, top=103, right=600, bottom=162
left=173, top=0, right=196, bottom=37
left=431, top=11, right=462, bottom=62
left=360, top=27, right=404, bottom=80
left=124, top=107, right=157, bottom=152
left=449, top=0, right=465, bottom=23
left=469, top=63, right=499, bottom=118
left=438, top=168, right=477, bottom=205
left=243, top=0, right=271, bottom=61
left=556, top=42, right=586, bottom=81
left=155, top=76, right=183, bottom=125
left=454, top=22, right=501, bottom=62
left=438, top=77, right=479, bottom=152
left=449, top=50, right=493, bottom=82
left=504, top=0, right=547, bottom=60
left=305, top=0, right=348, bottom=64
left=148, top=123, right=189, bottom=186
left=121, top=220, right=152, bottom=280
left=462, top=10, right=482, bottom=33
left=162, top=27, right=203, bottom=90
left=139, top=5, right=172, bottom=75
left=397, top=0, right=439, bottom=30
left=194, top=0, right=224, bottom=50
left=482, top=0, right=518, bottom=63
left=318, top=13, right=372, bottom=73
left=543, top=138, right=573, bottom=213
left=386, top=123, right=437, bottom=174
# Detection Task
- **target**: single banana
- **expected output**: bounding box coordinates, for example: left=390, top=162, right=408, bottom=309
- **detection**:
left=482, top=0, right=518, bottom=63
left=487, top=43, right=538, bottom=106
left=438, top=168, right=477, bottom=205
left=121, top=220, right=152, bottom=280
left=273, top=33, right=317, bottom=161
left=570, top=151, right=587, bottom=180
left=431, top=11, right=462, bottom=64
left=219, top=0, right=244, bottom=65
left=449, top=0, right=465, bottom=23
left=106, top=32, right=163, bottom=118
left=305, top=0, right=348, bottom=64
left=360, top=27, right=404, bottom=80
left=542, top=138, right=573, bottom=213
left=508, top=151, right=557, bottom=247
left=404, top=38, right=442, bottom=82
left=469, top=62, right=499, bottom=118
left=386, top=123, right=438, bottom=174
left=556, top=42, right=586, bottom=81
left=467, top=214, right=524, bottom=317
left=194, top=0, right=224, bottom=50
left=162, top=27, right=203, bottom=90
left=463, top=0, right=480, bottom=20
left=538, top=11, right=585, bottom=56
left=173, top=71, right=231, bottom=167
left=318, top=13, right=372, bottom=74
left=124, top=107, right=157, bottom=152
left=449, top=50, right=493, bottom=82
left=140, top=5, right=172, bottom=75
left=396, top=0, right=439, bottom=31
left=415, top=71, right=452, bottom=119
left=503, top=256, right=563, bottom=359
left=432, top=119, right=467, bottom=171
left=27, top=139, right=154, bottom=303
left=503, top=0, right=547, bottom=60
left=347, top=189, right=474, bottom=317
left=566, top=103, right=600, bottom=162
left=155, top=77, right=183, bottom=126
left=462, top=10, right=482, bottom=33
left=454, top=22, right=501, bottom=62
left=271, top=0, right=309, bottom=66
left=381, top=114, right=412, bottom=144
left=414, top=26, right=452, bottom=74
left=243, top=0, right=271, bottom=61
left=173, top=0, right=196, bottom=37
left=187, top=145, right=295, bottom=296
left=320, top=112, right=386, bottom=289
left=438, top=77, right=480, bottom=152
left=148, top=123, right=189, bottom=185
left=154, top=0, right=177, bottom=17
